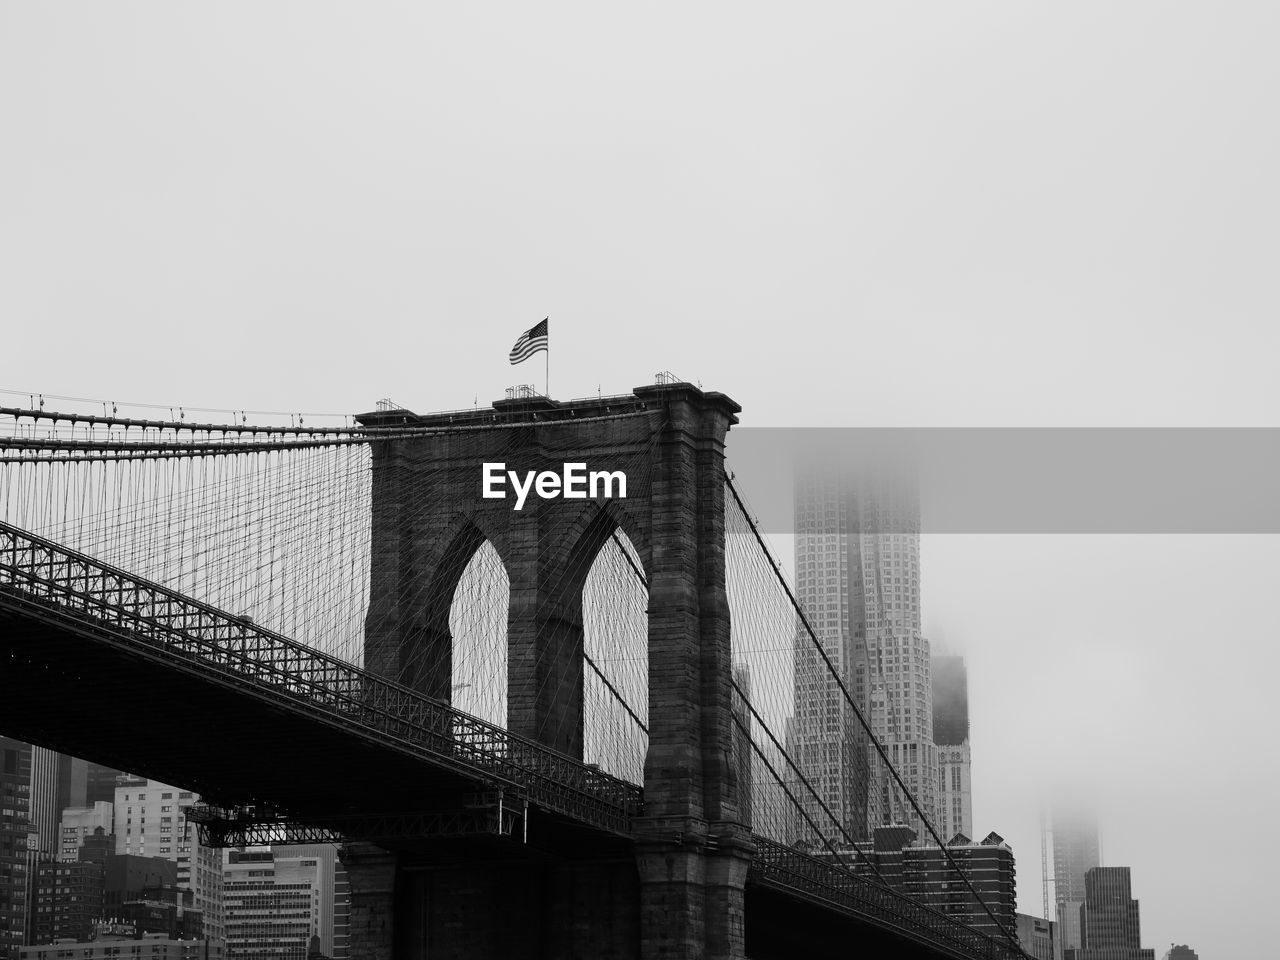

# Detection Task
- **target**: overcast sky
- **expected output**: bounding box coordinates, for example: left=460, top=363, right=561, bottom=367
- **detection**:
left=3, top=3, right=1277, bottom=957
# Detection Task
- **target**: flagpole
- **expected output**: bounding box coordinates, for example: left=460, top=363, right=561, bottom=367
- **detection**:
left=545, top=343, right=550, bottom=398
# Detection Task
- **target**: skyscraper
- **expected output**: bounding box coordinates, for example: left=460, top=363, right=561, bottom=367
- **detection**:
left=0, top=738, right=32, bottom=960
left=0, top=739, right=64, bottom=952
left=85, top=763, right=126, bottom=807
left=932, top=653, right=973, bottom=841
left=55, top=755, right=88, bottom=814
left=1065, top=866, right=1155, bottom=960
left=791, top=469, right=938, bottom=842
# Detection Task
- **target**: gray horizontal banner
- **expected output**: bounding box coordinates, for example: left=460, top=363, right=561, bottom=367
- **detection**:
left=723, top=429, right=1280, bottom=534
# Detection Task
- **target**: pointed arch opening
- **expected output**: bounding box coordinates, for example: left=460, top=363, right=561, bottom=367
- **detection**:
left=581, top=526, right=649, bottom=785
left=445, top=540, right=510, bottom=728
left=395, top=517, right=511, bottom=731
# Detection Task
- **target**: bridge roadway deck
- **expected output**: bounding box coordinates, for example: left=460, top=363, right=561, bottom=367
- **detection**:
left=0, top=521, right=1023, bottom=960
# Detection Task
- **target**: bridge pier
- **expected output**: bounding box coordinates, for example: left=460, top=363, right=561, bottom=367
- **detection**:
left=342, top=845, right=640, bottom=960
left=704, top=832, right=753, bottom=959
left=635, top=827, right=753, bottom=960
left=342, top=842, right=398, bottom=960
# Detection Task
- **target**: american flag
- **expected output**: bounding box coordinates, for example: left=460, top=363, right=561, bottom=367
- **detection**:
left=509, top=318, right=549, bottom=364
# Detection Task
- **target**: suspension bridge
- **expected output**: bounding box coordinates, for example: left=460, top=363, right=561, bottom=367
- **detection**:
left=0, top=382, right=1028, bottom=960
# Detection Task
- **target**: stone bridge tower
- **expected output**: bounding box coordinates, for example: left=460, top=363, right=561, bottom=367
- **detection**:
left=352, top=382, right=752, bottom=960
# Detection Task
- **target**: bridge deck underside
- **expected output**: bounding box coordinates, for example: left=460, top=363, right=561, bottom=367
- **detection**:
left=747, top=883, right=976, bottom=960
left=0, top=606, right=1017, bottom=960
left=0, top=606, right=618, bottom=854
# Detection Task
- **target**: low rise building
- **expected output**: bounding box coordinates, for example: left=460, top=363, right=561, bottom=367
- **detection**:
left=1016, top=912, right=1057, bottom=960
left=19, top=932, right=224, bottom=959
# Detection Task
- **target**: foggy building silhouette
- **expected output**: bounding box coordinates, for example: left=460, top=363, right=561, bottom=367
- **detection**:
left=932, top=653, right=973, bottom=840
left=1052, top=803, right=1102, bottom=953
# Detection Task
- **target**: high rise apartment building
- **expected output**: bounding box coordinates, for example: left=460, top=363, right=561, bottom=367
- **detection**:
left=31, top=859, right=104, bottom=944
left=901, top=831, right=1017, bottom=940
left=24, top=748, right=58, bottom=867
left=113, top=777, right=223, bottom=943
left=0, top=739, right=64, bottom=954
left=849, top=825, right=1018, bottom=942
left=0, top=739, right=32, bottom=960
left=791, top=471, right=938, bottom=841
left=932, top=654, right=973, bottom=842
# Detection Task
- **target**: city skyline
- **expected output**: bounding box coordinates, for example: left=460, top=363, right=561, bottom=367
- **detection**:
left=3, top=4, right=1277, bottom=956
left=0, top=751, right=350, bottom=958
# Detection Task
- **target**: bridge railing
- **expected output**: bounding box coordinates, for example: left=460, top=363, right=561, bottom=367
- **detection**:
left=0, top=521, right=641, bottom=836
left=750, top=837, right=1026, bottom=960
